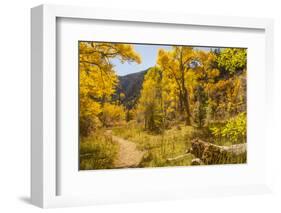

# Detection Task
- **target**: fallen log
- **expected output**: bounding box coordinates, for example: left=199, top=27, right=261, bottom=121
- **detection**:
left=188, top=139, right=247, bottom=165
left=167, top=153, right=191, bottom=162
left=191, top=158, right=204, bottom=165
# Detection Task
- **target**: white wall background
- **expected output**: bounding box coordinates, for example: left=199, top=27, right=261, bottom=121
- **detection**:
left=0, top=0, right=280, bottom=212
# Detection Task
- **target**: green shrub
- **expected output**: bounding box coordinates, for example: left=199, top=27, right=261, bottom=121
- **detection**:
left=210, top=112, right=246, bottom=145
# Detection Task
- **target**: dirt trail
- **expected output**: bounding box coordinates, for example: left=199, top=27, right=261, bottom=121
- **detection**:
left=105, top=130, right=144, bottom=168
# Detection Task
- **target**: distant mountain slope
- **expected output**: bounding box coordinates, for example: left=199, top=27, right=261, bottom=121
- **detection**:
left=115, top=69, right=148, bottom=109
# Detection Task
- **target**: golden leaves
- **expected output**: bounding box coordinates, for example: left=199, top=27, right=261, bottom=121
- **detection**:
left=79, top=42, right=142, bottom=136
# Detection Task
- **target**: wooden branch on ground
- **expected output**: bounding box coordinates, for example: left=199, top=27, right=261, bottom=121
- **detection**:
left=167, top=153, right=191, bottom=162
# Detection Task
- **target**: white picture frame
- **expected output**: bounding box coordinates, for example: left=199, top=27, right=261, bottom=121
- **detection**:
left=31, top=4, right=274, bottom=208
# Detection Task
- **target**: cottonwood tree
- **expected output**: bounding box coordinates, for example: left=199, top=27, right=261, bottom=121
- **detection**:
left=137, top=67, right=165, bottom=132
left=79, top=42, right=141, bottom=136
left=157, top=47, right=196, bottom=125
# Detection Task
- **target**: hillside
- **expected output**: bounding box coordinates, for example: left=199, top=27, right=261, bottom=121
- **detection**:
left=115, top=69, right=148, bottom=109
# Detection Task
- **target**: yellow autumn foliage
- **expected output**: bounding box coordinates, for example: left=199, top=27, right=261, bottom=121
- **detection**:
left=79, top=42, right=141, bottom=136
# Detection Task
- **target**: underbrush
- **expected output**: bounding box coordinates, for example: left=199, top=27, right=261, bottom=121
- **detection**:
left=112, top=121, right=198, bottom=167
left=79, top=130, right=118, bottom=170
left=209, top=112, right=247, bottom=146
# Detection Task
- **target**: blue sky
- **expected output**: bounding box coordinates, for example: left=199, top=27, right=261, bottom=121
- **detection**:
left=111, top=44, right=210, bottom=76
left=111, top=44, right=171, bottom=76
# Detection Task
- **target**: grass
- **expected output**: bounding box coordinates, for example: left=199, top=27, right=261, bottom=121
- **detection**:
left=79, top=121, right=247, bottom=170
left=112, top=121, right=199, bottom=168
left=79, top=130, right=119, bottom=170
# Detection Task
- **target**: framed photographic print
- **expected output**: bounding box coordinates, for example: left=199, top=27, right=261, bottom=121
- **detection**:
left=31, top=4, right=274, bottom=208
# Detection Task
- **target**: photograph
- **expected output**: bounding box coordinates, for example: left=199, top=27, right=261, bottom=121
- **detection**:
left=79, top=41, right=247, bottom=170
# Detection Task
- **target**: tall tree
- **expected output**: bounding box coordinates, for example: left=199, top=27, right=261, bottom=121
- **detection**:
left=138, top=67, right=164, bottom=132
left=79, top=42, right=141, bottom=136
left=157, top=46, right=195, bottom=125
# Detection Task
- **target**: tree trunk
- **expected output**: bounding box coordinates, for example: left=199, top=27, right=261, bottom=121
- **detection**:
left=182, top=87, right=191, bottom=125
left=179, top=47, right=191, bottom=126
left=178, top=91, right=184, bottom=113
